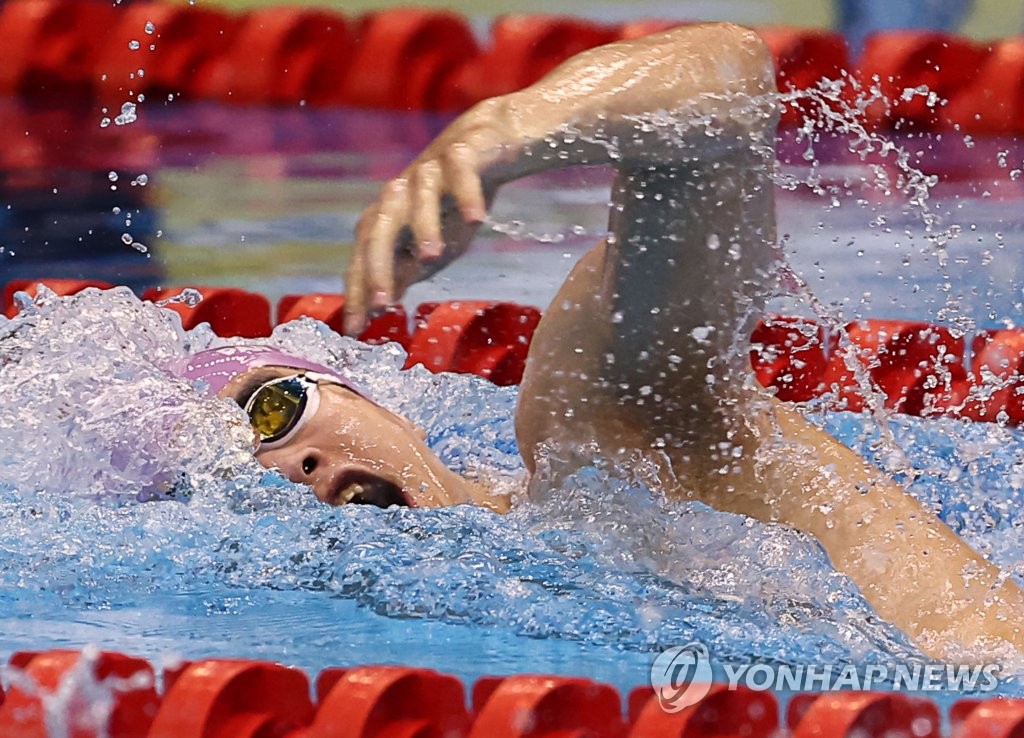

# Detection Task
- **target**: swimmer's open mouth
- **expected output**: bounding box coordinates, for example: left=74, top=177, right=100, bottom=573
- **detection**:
left=331, top=470, right=410, bottom=509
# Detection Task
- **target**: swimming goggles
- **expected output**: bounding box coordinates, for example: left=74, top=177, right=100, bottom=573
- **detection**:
left=243, top=372, right=345, bottom=450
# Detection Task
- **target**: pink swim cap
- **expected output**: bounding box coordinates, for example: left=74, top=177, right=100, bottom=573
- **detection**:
left=181, top=346, right=368, bottom=398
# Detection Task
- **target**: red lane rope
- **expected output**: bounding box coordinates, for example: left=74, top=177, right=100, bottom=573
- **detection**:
left=0, top=648, right=1008, bottom=737
left=0, top=0, right=1019, bottom=132
left=7, top=279, right=1024, bottom=425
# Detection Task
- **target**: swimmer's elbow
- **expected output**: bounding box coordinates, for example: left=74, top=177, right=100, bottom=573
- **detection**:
left=701, top=23, right=778, bottom=96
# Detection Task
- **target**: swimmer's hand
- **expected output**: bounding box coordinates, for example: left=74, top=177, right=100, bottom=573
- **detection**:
left=344, top=101, right=514, bottom=334
left=343, top=22, right=778, bottom=335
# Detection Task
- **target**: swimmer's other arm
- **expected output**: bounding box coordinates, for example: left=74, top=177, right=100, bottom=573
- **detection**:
left=343, top=22, right=776, bottom=333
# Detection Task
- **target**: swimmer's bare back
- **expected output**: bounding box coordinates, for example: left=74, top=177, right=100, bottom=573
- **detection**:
left=345, top=23, right=1024, bottom=661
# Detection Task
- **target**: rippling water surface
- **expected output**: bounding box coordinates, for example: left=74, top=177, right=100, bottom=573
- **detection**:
left=5, top=90, right=1024, bottom=696
left=3, top=288, right=1024, bottom=696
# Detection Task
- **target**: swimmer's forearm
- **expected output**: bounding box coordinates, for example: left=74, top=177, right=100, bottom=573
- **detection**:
left=343, top=22, right=778, bottom=332
left=477, top=23, right=778, bottom=185
left=737, top=402, right=1024, bottom=659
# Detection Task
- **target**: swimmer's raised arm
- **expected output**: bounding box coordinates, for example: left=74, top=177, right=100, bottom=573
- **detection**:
left=343, top=22, right=776, bottom=333
left=346, top=22, right=1024, bottom=660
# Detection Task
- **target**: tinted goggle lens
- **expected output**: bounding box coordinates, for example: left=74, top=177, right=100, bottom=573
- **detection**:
left=246, top=377, right=308, bottom=444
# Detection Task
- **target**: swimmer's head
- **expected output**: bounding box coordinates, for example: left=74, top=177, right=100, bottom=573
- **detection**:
left=181, top=346, right=360, bottom=397
left=182, top=346, right=498, bottom=511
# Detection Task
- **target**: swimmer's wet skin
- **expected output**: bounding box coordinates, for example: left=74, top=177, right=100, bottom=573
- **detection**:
left=184, top=345, right=504, bottom=511
left=195, top=23, right=1024, bottom=661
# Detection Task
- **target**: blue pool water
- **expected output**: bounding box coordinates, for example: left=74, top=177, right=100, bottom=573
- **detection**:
left=2, top=286, right=1024, bottom=699
left=3, top=95, right=1024, bottom=698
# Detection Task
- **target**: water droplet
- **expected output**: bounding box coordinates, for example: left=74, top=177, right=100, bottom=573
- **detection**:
left=121, top=233, right=133, bottom=245
left=156, top=288, right=203, bottom=307
left=107, top=171, right=118, bottom=182
left=115, top=102, right=137, bottom=126
left=128, top=39, right=140, bottom=50
left=144, top=20, right=155, bottom=34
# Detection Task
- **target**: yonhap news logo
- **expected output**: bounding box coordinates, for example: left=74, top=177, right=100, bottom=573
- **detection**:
left=649, top=643, right=714, bottom=712
left=650, top=643, right=1000, bottom=712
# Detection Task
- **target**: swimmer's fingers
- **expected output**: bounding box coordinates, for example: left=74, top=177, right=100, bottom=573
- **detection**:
left=410, top=159, right=444, bottom=260
left=343, top=244, right=369, bottom=335
left=442, top=143, right=487, bottom=224
left=364, top=179, right=412, bottom=308
left=345, top=180, right=410, bottom=334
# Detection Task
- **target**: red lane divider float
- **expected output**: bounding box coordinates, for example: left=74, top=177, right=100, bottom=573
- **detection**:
left=340, top=8, right=480, bottom=111
left=148, top=659, right=313, bottom=738
left=0, top=0, right=116, bottom=104
left=94, top=1, right=238, bottom=107
left=628, top=684, right=779, bottom=737
left=858, top=30, right=991, bottom=130
left=14, top=278, right=1024, bottom=425
left=8, top=648, right=1023, bottom=738
left=789, top=691, right=941, bottom=737
left=470, top=675, right=625, bottom=738
left=823, top=319, right=964, bottom=414
left=0, top=650, right=159, bottom=738
left=750, top=315, right=829, bottom=402
left=4, top=0, right=1024, bottom=131
left=278, top=293, right=411, bottom=347
left=141, top=286, right=273, bottom=338
left=757, top=26, right=850, bottom=125
left=302, top=666, right=469, bottom=738
left=952, top=698, right=1024, bottom=737
left=407, top=300, right=541, bottom=386
left=945, top=38, right=1024, bottom=135
left=960, top=329, right=1024, bottom=423
left=197, top=7, right=350, bottom=106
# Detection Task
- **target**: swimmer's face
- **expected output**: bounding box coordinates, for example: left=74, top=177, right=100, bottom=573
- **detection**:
left=221, top=366, right=492, bottom=509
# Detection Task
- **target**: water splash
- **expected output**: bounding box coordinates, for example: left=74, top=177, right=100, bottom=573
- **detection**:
left=0, top=289, right=937, bottom=676
left=0, top=287, right=256, bottom=500
left=114, top=102, right=137, bottom=127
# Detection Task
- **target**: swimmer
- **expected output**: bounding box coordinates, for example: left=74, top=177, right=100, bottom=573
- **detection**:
left=195, top=24, right=1024, bottom=660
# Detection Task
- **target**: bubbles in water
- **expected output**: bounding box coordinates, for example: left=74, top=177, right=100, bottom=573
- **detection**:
left=5, top=291, right=1024, bottom=678
left=0, top=288, right=256, bottom=500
